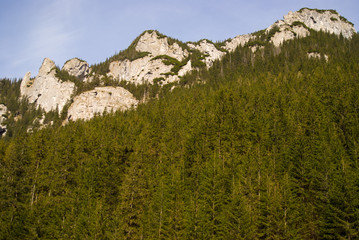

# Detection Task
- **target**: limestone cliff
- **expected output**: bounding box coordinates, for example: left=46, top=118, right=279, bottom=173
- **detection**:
left=17, top=8, right=357, bottom=123
left=223, top=34, right=254, bottom=52
left=20, top=58, right=76, bottom=113
left=66, top=87, right=138, bottom=121
left=107, top=31, right=190, bottom=84
left=62, top=58, right=90, bottom=80
left=266, top=8, right=356, bottom=47
left=135, top=31, right=188, bottom=61
left=0, top=104, right=8, bottom=136
left=108, top=56, right=175, bottom=85
left=188, top=40, right=226, bottom=68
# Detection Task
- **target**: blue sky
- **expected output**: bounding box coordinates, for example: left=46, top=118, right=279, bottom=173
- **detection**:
left=0, top=0, right=358, bottom=79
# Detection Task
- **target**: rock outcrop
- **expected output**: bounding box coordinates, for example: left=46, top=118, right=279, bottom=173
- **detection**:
left=62, top=58, right=90, bottom=79
left=108, top=31, right=190, bottom=84
left=188, top=40, right=226, bottom=68
left=108, top=57, right=176, bottom=85
left=135, top=31, right=188, bottom=61
left=20, top=58, right=76, bottom=113
left=307, top=52, right=329, bottom=61
left=0, top=104, right=8, bottom=136
left=66, top=87, right=138, bottom=121
left=267, top=24, right=310, bottom=47
left=266, top=8, right=356, bottom=47
left=224, top=34, right=254, bottom=52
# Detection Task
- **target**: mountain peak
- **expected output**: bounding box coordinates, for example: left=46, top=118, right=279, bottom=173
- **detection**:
left=266, top=8, right=356, bottom=46
left=14, top=8, right=358, bottom=124
left=135, top=30, right=188, bottom=61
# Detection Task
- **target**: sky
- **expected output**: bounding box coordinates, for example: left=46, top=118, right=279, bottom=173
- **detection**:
left=0, top=0, right=358, bottom=79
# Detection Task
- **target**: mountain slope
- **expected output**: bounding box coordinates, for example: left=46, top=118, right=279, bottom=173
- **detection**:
left=8, top=8, right=356, bottom=129
left=1, top=27, right=359, bottom=238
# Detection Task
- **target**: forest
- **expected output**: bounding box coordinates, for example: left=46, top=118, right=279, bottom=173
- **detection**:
left=0, top=31, right=359, bottom=239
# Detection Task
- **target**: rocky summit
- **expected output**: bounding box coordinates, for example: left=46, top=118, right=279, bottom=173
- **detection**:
left=62, top=58, right=90, bottom=80
left=107, top=30, right=191, bottom=85
left=266, top=8, right=356, bottom=46
left=18, top=8, right=356, bottom=124
left=20, top=58, right=75, bottom=113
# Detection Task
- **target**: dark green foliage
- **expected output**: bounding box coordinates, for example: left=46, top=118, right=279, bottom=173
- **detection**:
left=189, top=50, right=207, bottom=68
left=246, top=40, right=267, bottom=47
left=152, top=77, right=165, bottom=85
left=253, top=29, right=266, bottom=37
left=187, top=39, right=227, bottom=52
left=151, top=55, right=180, bottom=65
left=54, top=67, right=79, bottom=84
left=291, top=21, right=308, bottom=29
left=0, top=79, right=45, bottom=139
left=266, top=25, right=280, bottom=41
left=1, top=31, right=359, bottom=239
left=299, top=7, right=338, bottom=15
left=91, top=50, right=151, bottom=76
left=339, top=16, right=355, bottom=26
left=152, top=55, right=190, bottom=76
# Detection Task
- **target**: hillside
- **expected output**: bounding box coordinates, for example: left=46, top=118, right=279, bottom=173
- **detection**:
left=0, top=8, right=356, bottom=138
left=1, top=8, right=359, bottom=239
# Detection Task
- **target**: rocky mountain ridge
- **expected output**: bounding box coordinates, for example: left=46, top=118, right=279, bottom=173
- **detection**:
left=9, top=8, right=356, bottom=130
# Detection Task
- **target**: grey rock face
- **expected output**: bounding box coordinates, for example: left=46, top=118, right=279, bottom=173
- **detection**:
left=224, top=34, right=254, bottom=52
left=188, top=40, right=226, bottom=68
left=62, top=58, right=90, bottom=79
left=108, top=31, right=191, bottom=85
left=108, top=57, right=175, bottom=85
left=0, top=104, right=8, bottom=136
left=20, top=58, right=76, bottom=113
left=284, top=9, right=356, bottom=38
left=266, top=8, right=356, bottom=47
left=16, top=8, right=356, bottom=124
left=66, top=86, right=138, bottom=122
left=135, top=31, right=188, bottom=61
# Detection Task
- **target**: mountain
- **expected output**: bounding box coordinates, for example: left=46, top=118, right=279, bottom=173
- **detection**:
left=0, top=7, right=349, bottom=135
left=1, top=7, right=359, bottom=239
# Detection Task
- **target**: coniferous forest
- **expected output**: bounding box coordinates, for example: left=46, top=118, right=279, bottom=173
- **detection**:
left=1, top=31, right=359, bottom=239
